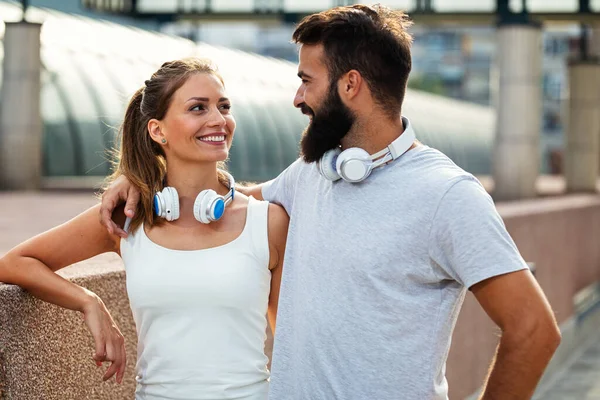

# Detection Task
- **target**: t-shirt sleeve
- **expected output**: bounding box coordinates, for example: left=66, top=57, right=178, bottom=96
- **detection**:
left=261, top=158, right=304, bottom=215
left=428, top=176, right=529, bottom=289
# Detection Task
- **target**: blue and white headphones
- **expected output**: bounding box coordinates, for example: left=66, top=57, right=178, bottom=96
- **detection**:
left=153, top=170, right=235, bottom=224
left=318, top=116, right=416, bottom=183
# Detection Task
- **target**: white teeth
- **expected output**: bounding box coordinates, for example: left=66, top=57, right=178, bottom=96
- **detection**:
left=198, top=135, right=225, bottom=142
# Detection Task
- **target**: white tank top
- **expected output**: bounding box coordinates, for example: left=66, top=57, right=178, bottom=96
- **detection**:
left=120, top=197, right=271, bottom=400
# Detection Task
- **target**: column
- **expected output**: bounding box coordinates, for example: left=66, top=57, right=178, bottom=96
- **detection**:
left=0, top=22, right=43, bottom=190
left=590, top=25, right=600, bottom=58
left=492, top=22, right=543, bottom=200
left=565, top=60, right=600, bottom=192
left=589, top=25, right=600, bottom=174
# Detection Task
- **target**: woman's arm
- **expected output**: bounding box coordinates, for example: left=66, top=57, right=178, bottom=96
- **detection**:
left=0, top=204, right=127, bottom=383
left=266, top=203, right=289, bottom=335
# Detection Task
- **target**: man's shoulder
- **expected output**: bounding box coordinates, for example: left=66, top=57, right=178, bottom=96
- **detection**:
left=280, top=157, right=318, bottom=178
left=261, top=158, right=318, bottom=206
left=400, top=145, right=477, bottom=191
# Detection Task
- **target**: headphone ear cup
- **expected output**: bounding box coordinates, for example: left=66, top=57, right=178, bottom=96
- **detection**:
left=154, top=187, right=180, bottom=221
left=153, top=191, right=163, bottom=218
left=336, top=148, right=372, bottom=183
left=319, top=148, right=342, bottom=181
left=164, top=187, right=180, bottom=221
left=194, top=189, right=218, bottom=224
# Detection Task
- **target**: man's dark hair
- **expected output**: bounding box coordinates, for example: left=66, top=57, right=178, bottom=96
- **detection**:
left=293, top=4, right=413, bottom=118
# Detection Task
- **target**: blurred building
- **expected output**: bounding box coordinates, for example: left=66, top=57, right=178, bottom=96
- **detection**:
left=163, top=20, right=583, bottom=174
left=0, top=0, right=496, bottom=190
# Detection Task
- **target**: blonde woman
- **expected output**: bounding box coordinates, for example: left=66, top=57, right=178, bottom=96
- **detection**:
left=0, top=58, right=288, bottom=400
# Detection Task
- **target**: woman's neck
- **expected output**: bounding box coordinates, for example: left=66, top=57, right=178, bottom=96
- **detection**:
left=164, top=161, right=229, bottom=201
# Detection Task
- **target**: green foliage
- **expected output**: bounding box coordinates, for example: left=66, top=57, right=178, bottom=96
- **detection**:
left=407, top=75, right=447, bottom=96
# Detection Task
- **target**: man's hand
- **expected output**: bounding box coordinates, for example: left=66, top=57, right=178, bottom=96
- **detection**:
left=99, top=175, right=140, bottom=238
left=236, top=182, right=265, bottom=201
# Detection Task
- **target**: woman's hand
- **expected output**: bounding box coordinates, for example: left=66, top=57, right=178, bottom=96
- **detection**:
left=82, top=294, right=127, bottom=384
left=99, top=175, right=140, bottom=238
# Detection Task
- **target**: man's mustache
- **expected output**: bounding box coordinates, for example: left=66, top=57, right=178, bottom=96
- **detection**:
left=299, top=103, right=314, bottom=118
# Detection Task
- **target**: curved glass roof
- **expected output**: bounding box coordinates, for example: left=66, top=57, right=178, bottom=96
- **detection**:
left=0, top=1, right=494, bottom=183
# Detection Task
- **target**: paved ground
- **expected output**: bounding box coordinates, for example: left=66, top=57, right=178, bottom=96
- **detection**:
left=0, top=190, right=100, bottom=255
left=537, top=331, right=600, bottom=400
left=0, top=190, right=120, bottom=279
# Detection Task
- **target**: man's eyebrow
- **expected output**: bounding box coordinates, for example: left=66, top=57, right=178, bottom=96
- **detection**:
left=297, top=71, right=312, bottom=79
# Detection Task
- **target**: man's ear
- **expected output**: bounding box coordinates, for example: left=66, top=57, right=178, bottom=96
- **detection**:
left=148, top=119, right=166, bottom=145
left=339, top=69, right=363, bottom=100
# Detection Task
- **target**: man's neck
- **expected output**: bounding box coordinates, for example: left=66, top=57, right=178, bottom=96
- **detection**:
left=340, top=112, right=405, bottom=155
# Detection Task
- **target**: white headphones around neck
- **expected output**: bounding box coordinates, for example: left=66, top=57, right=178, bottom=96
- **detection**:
left=153, top=170, right=235, bottom=224
left=318, top=116, right=416, bottom=183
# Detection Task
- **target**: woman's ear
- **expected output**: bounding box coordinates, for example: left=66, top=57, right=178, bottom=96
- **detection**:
left=148, top=119, right=166, bottom=145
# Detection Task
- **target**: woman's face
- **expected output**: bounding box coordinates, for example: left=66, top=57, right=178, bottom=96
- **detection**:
left=154, top=73, right=235, bottom=164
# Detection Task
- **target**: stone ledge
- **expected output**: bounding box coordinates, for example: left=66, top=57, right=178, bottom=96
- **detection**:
left=0, top=259, right=136, bottom=400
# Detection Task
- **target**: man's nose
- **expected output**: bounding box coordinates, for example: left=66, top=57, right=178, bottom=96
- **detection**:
left=293, top=86, right=305, bottom=108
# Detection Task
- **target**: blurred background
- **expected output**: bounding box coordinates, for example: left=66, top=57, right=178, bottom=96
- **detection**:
left=1, top=2, right=600, bottom=399
left=1, top=0, right=599, bottom=192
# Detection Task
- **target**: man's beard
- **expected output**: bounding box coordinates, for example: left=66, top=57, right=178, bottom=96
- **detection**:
left=299, top=84, right=355, bottom=163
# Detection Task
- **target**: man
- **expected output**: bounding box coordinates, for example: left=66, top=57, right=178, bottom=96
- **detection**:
left=101, top=5, right=560, bottom=399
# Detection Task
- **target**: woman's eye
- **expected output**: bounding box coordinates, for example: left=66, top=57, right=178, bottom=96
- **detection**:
left=190, top=104, right=206, bottom=112
left=220, top=104, right=232, bottom=111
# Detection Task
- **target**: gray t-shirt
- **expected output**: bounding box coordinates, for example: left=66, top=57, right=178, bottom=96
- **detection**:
left=262, top=144, right=528, bottom=400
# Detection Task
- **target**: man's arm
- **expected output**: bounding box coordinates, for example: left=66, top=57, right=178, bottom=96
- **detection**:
left=236, top=182, right=266, bottom=201
left=100, top=178, right=267, bottom=236
left=100, top=175, right=140, bottom=238
left=472, top=270, right=561, bottom=400
left=428, top=177, right=560, bottom=398
left=100, top=158, right=302, bottom=234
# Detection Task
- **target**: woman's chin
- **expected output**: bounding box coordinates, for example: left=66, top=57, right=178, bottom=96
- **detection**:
left=169, top=147, right=230, bottom=165
left=198, top=150, right=229, bottom=164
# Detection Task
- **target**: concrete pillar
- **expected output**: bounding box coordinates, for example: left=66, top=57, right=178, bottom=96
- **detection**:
left=590, top=26, right=600, bottom=175
left=0, top=22, right=43, bottom=190
left=492, top=23, right=542, bottom=201
left=590, top=25, right=600, bottom=58
left=565, top=61, right=600, bottom=192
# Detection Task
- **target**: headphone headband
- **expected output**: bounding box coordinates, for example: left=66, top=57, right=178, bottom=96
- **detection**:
left=319, top=116, right=416, bottom=183
left=369, top=116, right=416, bottom=168
left=221, top=170, right=235, bottom=205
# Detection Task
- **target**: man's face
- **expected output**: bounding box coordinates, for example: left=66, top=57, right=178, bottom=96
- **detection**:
left=295, top=44, right=355, bottom=163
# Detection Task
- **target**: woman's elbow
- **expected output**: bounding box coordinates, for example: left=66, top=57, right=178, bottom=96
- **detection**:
left=0, top=253, right=28, bottom=286
left=0, top=255, right=15, bottom=284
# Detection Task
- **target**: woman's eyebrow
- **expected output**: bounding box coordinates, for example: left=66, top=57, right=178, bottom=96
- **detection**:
left=186, top=97, right=209, bottom=102
left=185, top=97, right=230, bottom=102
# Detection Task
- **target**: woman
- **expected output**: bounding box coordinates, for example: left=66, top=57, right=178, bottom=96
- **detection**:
left=0, top=58, right=288, bottom=400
